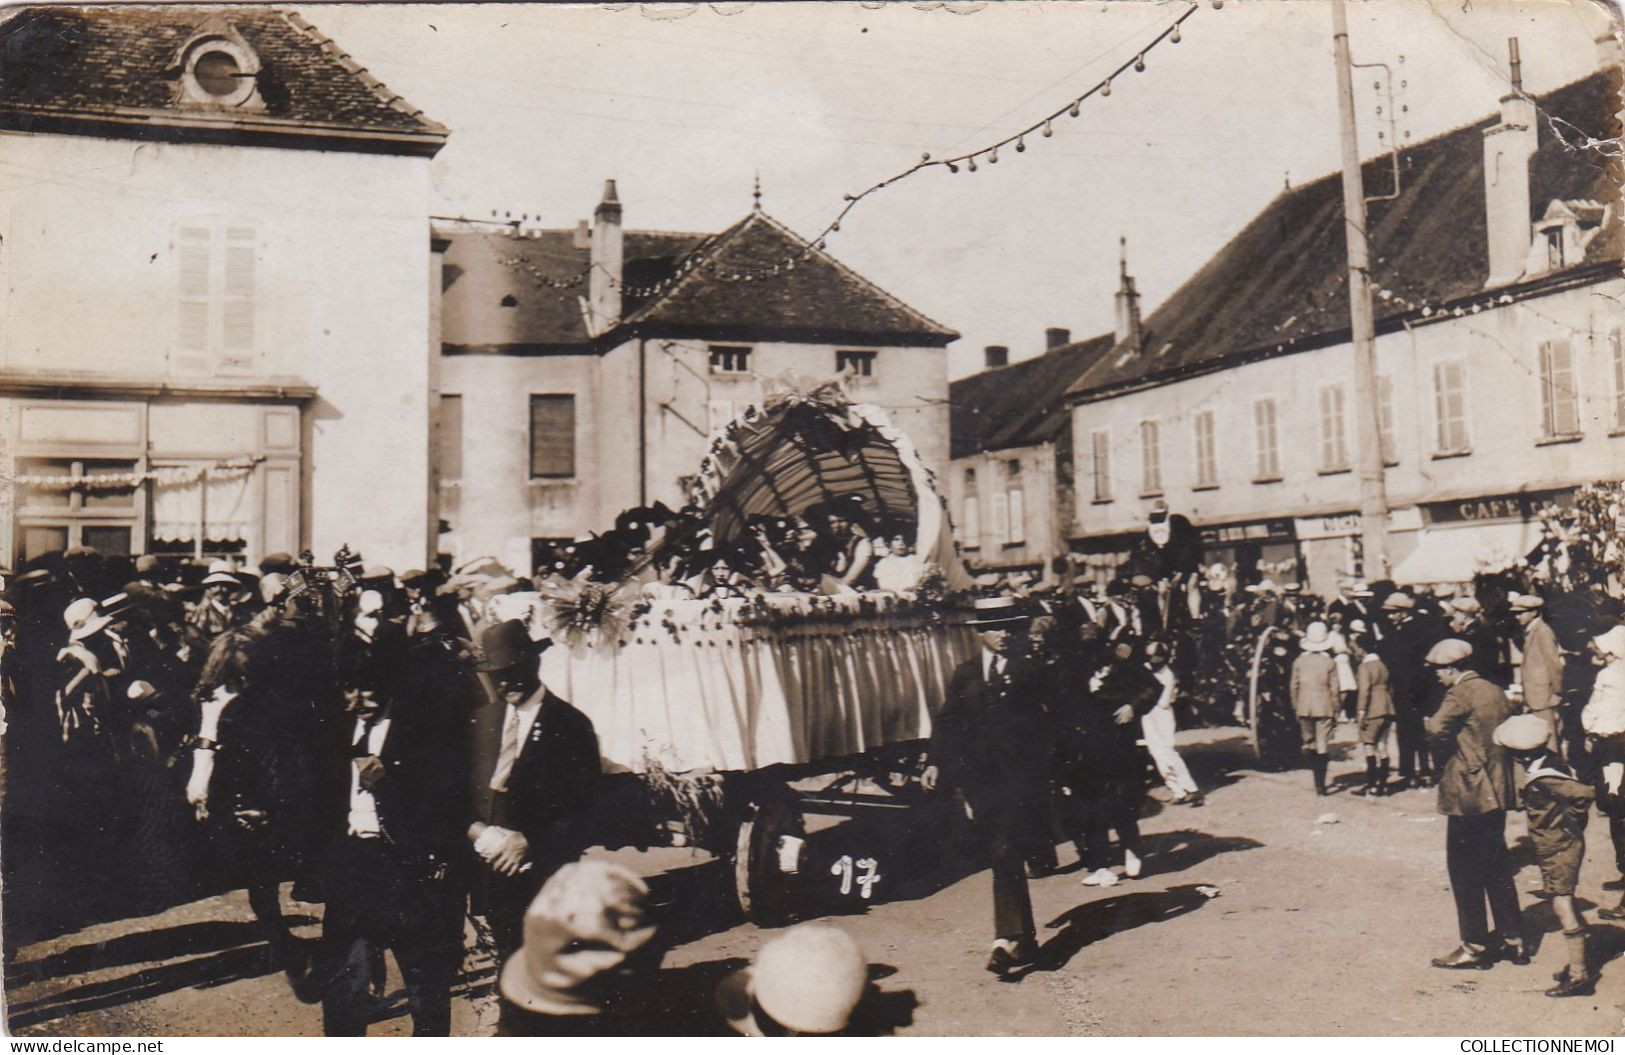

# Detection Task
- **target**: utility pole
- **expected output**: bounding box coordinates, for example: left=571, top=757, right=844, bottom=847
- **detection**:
left=1332, top=0, right=1390, bottom=580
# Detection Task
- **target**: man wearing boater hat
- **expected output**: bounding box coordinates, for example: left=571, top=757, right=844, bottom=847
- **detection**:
left=923, top=596, right=1049, bottom=976
left=468, top=619, right=602, bottom=958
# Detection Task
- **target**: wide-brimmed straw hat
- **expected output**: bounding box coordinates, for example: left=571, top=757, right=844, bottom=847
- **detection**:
left=63, top=598, right=112, bottom=642
left=966, top=596, right=1030, bottom=626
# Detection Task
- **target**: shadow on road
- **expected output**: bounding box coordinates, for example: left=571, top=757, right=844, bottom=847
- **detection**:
left=1032, top=883, right=1214, bottom=973
left=5, top=918, right=314, bottom=989
left=1136, top=829, right=1264, bottom=877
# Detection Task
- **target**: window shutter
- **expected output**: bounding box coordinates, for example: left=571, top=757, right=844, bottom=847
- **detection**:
left=1092, top=430, right=1111, bottom=500
left=1141, top=421, right=1160, bottom=493
left=1377, top=375, right=1396, bottom=463
left=439, top=394, right=464, bottom=481
left=1007, top=488, right=1025, bottom=544
left=990, top=491, right=1008, bottom=548
left=530, top=395, right=576, bottom=478
left=1546, top=339, right=1578, bottom=435
left=1434, top=364, right=1449, bottom=450
left=1613, top=331, right=1625, bottom=429
left=963, top=496, right=980, bottom=547
left=174, top=226, right=212, bottom=374
left=220, top=227, right=256, bottom=372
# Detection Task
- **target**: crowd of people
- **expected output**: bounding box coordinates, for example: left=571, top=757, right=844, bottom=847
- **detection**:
left=4, top=487, right=1625, bottom=1022
left=0, top=544, right=900, bottom=1035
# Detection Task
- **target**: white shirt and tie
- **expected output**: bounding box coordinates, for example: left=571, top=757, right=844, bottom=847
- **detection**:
left=981, top=651, right=1008, bottom=684
left=348, top=715, right=392, bottom=837
left=473, top=686, right=545, bottom=861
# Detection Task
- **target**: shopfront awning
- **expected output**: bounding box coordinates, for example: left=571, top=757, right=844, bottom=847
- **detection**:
left=1391, top=521, right=1539, bottom=585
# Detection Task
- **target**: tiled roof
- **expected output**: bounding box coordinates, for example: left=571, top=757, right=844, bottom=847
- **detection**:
left=951, top=334, right=1115, bottom=459
left=625, top=211, right=958, bottom=346
left=438, top=209, right=959, bottom=353
left=439, top=227, right=707, bottom=353
left=1067, top=67, right=1623, bottom=402
left=0, top=6, right=446, bottom=149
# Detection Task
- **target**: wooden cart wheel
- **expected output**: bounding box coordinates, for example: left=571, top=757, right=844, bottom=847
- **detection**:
left=732, top=797, right=806, bottom=925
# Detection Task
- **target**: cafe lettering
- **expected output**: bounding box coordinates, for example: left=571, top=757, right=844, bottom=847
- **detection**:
left=1422, top=490, right=1573, bottom=526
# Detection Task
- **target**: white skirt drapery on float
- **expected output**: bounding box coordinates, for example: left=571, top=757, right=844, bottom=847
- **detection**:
left=538, top=593, right=975, bottom=774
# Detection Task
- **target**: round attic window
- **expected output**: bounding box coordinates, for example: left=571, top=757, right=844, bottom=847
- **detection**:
left=193, top=50, right=241, bottom=96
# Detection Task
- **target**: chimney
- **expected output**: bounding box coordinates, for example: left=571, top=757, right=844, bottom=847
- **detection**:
left=1482, top=38, right=1537, bottom=287
left=1045, top=327, right=1071, bottom=349
left=1114, top=236, right=1144, bottom=352
left=588, top=179, right=623, bottom=333
left=984, top=345, right=1009, bottom=368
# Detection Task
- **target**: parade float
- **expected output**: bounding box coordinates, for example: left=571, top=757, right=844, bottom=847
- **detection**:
left=523, top=381, right=979, bottom=922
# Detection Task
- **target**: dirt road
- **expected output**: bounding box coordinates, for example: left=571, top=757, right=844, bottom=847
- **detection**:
left=9, top=728, right=1624, bottom=1036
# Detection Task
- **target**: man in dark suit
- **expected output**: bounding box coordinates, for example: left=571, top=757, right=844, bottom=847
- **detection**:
left=923, top=596, right=1049, bottom=976
left=318, top=630, right=471, bottom=1036
left=469, top=619, right=602, bottom=957
left=1424, top=637, right=1524, bottom=970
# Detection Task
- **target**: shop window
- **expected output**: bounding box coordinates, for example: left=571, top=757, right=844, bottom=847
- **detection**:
left=1318, top=383, right=1349, bottom=472
left=1433, top=360, right=1469, bottom=453
left=1139, top=420, right=1162, bottom=496
left=1193, top=410, right=1217, bottom=488
left=16, top=459, right=140, bottom=561
left=1538, top=339, right=1580, bottom=438
left=836, top=350, right=877, bottom=378
left=1091, top=429, right=1112, bottom=502
left=530, top=394, right=575, bottom=478
left=1253, top=398, right=1281, bottom=480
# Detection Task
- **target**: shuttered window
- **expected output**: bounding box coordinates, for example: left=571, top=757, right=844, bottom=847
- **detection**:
left=1005, top=460, right=1025, bottom=545
left=1193, top=410, right=1217, bottom=487
left=989, top=491, right=1009, bottom=548
left=962, top=495, right=980, bottom=549
left=530, top=395, right=576, bottom=479
left=1091, top=429, right=1112, bottom=502
left=1254, top=398, right=1280, bottom=479
left=1377, top=374, right=1397, bottom=464
left=1612, top=330, right=1625, bottom=430
left=439, top=395, right=463, bottom=481
left=1434, top=361, right=1469, bottom=452
left=1319, top=384, right=1349, bottom=471
left=1539, top=339, right=1580, bottom=437
left=1139, top=420, right=1161, bottom=495
left=173, top=222, right=257, bottom=376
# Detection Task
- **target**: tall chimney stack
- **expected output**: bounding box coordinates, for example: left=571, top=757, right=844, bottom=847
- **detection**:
left=1483, top=39, right=1537, bottom=287
left=1045, top=327, right=1071, bottom=349
left=984, top=345, right=1009, bottom=369
left=1114, top=236, right=1144, bottom=352
left=588, top=179, right=623, bottom=334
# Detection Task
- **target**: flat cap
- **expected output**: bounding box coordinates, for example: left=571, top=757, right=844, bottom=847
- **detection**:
left=1493, top=714, right=1551, bottom=752
left=1424, top=638, right=1474, bottom=666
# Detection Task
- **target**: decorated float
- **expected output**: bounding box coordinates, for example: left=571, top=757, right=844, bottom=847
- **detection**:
left=526, top=381, right=978, bottom=921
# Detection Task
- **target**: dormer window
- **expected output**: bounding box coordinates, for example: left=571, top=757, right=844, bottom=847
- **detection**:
left=175, top=22, right=263, bottom=110
left=1527, top=199, right=1610, bottom=278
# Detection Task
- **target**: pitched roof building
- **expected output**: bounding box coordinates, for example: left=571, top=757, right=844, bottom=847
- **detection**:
left=434, top=185, right=959, bottom=572
left=0, top=6, right=447, bottom=570
left=1063, top=60, right=1623, bottom=593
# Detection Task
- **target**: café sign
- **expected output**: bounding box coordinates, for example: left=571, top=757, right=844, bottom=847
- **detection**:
left=1422, top=489, right=1573, bottom=526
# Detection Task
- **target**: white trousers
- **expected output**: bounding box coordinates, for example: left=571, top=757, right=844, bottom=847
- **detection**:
left=1141, top=705, right=1198, bottom=797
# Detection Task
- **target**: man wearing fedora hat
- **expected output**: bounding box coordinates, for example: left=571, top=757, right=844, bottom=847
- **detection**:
left=922, top=596, right=1048, bottom=976
left=316, top=633, right=470, bottom=1035
left=468, top=619, right=602, bottom=957
left=1377, top=592, right=1441, bottom=790
left=1512, top=594, right=1566, bottom=757
left=1424, top=638, right=1525, bottom=970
